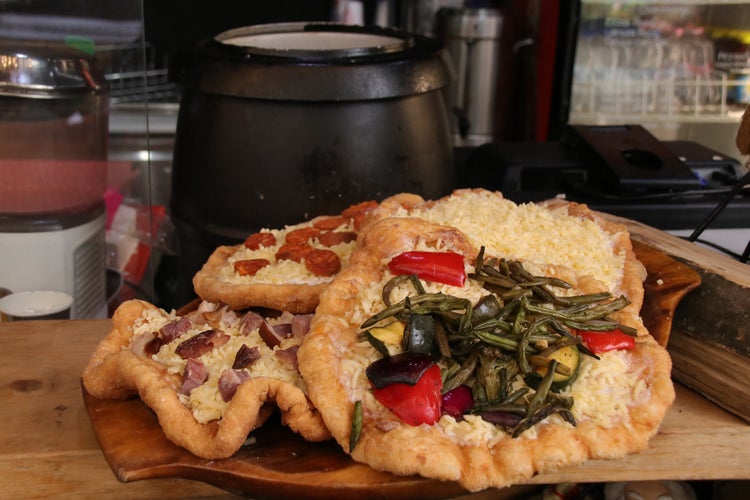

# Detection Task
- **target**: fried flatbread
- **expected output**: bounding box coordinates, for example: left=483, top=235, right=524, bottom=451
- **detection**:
left=82, top=299, right=330, bottom=459
left=298, top=197, right=674, bottom=491
left=193, top=194, right=425, bottom=313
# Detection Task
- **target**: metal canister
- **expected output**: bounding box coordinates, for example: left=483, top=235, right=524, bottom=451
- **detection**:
left=435, top=7, right=513, bottom=146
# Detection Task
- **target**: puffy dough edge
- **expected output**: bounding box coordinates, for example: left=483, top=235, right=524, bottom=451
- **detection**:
left=193, top=245, right=327, bottom=314
left=298, top=213, right=674, bottom=492
left=82, top=299, right=331, bottom=460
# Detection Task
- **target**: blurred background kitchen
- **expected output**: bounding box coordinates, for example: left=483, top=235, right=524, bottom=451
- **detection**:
left=1, top=0, right=748, bottom=319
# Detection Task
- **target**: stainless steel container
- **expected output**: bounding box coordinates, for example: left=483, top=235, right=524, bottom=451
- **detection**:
left=436, top=8, right=512, bottom=146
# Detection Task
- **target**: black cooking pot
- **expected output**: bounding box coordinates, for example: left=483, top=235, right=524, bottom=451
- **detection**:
left=168, top=22, right=456, bottom=306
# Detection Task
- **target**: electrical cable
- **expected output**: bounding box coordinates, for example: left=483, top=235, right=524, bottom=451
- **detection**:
left=687, top=171, right=750, bottom=259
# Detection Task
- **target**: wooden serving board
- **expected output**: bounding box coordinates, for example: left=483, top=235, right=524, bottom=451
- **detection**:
left=83, top=241, right=703, bottom=499
left=604, top=214, right=750, bottom=423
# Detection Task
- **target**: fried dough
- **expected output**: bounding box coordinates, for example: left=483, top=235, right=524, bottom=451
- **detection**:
left=298, top=199, right=674, bottom=491
left=83, top=299, right=330, bottom=459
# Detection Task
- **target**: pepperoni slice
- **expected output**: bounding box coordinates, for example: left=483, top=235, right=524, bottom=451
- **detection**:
left=342, top=200, right=379, bottom=231
left=312, top=215, right=348, bottom=231
left=275, top=242, right=312, bottom=262
left=318, top=231, right=357, bottom=247
left=304, top=248, right=341, bottom=277
left=243, top=231, right=276, bottom=250
left=284, top=226, right=321, bottom=245
left=341, top=200, right=378, bottom=219
left=233, top=258, right=271, bottom=276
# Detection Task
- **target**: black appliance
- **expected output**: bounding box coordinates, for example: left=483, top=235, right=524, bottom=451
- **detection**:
left=458, top=125, right=749, bottom=235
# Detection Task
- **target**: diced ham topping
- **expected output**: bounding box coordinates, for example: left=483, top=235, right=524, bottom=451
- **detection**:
left=159, top=317, right=192, bottom=343
left=145, top=336, right=165, bottom=356
left=258, top=320, right=291, bottom=348
left=130, top=331, right=161, bottom=356
left=240, top=311, right=264, bottom=334
left=218, top=369, right=250, bottom=402
left=180, top=359, right=208, bottom=395
left=275, top=345, right=299, bottom=371
left=232, top=344, right=261, bottom=369
left=291, top=314, right=313, bottom=342
left=200, top=305, right=238, bottom=329
left=175, top=329, right=231, bottom=359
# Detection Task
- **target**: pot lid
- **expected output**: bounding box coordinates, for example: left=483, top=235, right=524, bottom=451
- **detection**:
left=0, top=41, right=108, bottom=99
left=172, top=22, right=454, bottom=101
left=216, top=23, right=412, bottom=60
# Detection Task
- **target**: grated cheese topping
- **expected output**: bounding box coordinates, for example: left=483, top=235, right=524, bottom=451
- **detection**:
left=130, top=307, right=305, bottom=424
left=398, top=191, right=626, bottom=295
left=224, top=219, right=357, bottom=285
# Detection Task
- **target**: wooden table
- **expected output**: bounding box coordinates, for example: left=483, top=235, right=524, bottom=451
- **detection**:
left=2, top=319, right=750, bottom=499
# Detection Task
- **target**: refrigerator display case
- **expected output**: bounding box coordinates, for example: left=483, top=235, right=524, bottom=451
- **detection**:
left=567, top=0, right=750, bottom=163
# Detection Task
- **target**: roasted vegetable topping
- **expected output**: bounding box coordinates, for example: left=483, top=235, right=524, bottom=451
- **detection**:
left=370, top=363, right=443, bottom=426
left=387, top=250, right=467, bottom=287
left=360, top=247, right=635, bottom=435
left=578, top=327, right=636, bottom=354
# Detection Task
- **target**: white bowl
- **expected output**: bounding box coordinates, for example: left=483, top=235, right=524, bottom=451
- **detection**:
left=0, top=291, right=73, bottom=320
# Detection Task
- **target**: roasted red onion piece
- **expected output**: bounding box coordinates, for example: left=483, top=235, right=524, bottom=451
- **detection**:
left=441, top=385, right=474, bottom=419
left=476, top=411, right=523, bottom=427
left=365, top=352, right=434, bottom=389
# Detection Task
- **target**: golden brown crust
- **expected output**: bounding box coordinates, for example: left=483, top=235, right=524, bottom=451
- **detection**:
left=298, top=204, right=674, bottom=491
left=82, top=299, right=330, bottom=460
left=193, top=245, right=328, bottom=313
left=193, top=194, right=426, bottom=314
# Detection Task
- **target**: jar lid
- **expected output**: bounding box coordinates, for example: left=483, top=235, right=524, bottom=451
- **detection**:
left=0, top=41, right=108, bottom=99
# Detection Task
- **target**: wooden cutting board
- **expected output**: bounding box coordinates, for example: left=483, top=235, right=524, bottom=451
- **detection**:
left=83, top=240, right=706, bottom=499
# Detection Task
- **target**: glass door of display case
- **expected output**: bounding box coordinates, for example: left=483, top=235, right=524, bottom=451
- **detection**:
left=0, top=0, right=164, bottom=317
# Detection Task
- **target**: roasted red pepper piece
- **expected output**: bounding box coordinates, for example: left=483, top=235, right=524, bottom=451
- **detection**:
left=371, top=364, right=443, bottom=426
left=387, top=251, right=466, bottom=287
left=578, top=328, right=635, bottom=354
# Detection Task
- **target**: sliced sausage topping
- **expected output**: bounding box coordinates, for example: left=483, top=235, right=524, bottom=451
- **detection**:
left=243, top=231, right=276, bottom=250
left=312, top=215, right=348, bottom=230
left=304, top=248, right=341, bottom=277
left=275, top=242, right=312, bottom=263
left=233, top=258, right=271, bottom=276
left=284, top=227, right=321, bottom=245
left=317, top=230, right=356, bottom=247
